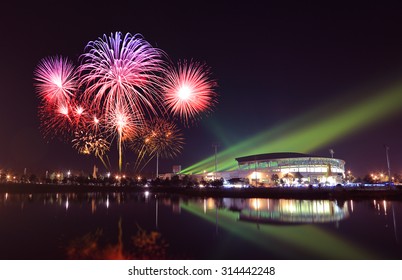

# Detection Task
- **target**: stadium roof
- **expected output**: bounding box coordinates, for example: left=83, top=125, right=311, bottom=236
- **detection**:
left=235, top=152, right=318, bottom=163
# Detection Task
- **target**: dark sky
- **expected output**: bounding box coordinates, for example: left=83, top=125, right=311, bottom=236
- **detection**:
left=1, top=1, right=402, bottom=177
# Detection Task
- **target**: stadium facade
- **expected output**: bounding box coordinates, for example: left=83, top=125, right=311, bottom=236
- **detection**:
left=211, top=152, right=345, bottom=187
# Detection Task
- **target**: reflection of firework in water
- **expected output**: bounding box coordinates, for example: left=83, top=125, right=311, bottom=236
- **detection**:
left=34, top=55, right=77, bottom=104
left=162, top=60, right=217, bottom=125
left=130, top=118, right=184, bottom=173
left=66, top=219, right=168, bottom=260
left=78, top=32, right=164, bottom=119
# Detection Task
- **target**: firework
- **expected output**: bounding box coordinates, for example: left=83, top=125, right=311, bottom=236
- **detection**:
left=105, top=103, right=141, bottom=171
left=34, top=55, right=80, bottom=139
left=129, top=118, right=184, bottom=174
left=72, top=130, right=110, bottom=169
left=78, top=32, right=164, bottom=119
left=72, top=130, right=93, bottom=155
left=105, top=103, right=139, bottom=140
left=34, top=31, right=219, bottom=174
left=146, top=118, right=184, bottom=158
left=34, top=55, right=78, bottom=105
left=77, top=32, right=165, bottom=172
left=129, top=126, right=153, bottom=173
left=68, top=99, right=92, bottom=129
left=162, top=60, right=217, bottom=125
left=38, top=101, right=73, bottom=139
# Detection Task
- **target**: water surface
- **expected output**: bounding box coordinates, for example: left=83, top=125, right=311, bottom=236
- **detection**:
left=0, top=192, right=401, bottom=259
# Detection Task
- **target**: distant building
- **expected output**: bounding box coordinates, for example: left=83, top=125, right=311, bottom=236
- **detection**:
left=93, top=165, right=98, bottom=179
left=212, top=152, right=345, bottom=187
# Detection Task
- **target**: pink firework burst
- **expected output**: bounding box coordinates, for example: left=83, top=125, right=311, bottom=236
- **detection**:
left=34, top=55, right=78, bottom=105
left=162, top=60, right=217, bottom=125
left=78, top=32, right=165, bottom=119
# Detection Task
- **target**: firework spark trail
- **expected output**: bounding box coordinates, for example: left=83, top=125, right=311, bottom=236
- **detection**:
left=78, top=32, right=165, bottom=120
left=38, top=101, right=73, bottom=140
left=130, top=128, right=152, bottom=173
left=147, top=118, right=184, bottom=158
left=105, top=103, right=141, bottom=171
left=69, top=99, right=93, bottom=130
left=162, top=60, right=217, bottom=126
left=129, top=118, right=184, bottom=174
left=72, top=130, right=93, bottom=155
left=72, top=130, right=110, bottom=169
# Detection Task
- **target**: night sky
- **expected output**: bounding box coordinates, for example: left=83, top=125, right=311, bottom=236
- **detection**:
left=1, top=1, right=402, bottom=177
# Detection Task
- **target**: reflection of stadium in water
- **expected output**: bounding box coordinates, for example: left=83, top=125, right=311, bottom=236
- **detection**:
left=221, top=198, right=349, bottom=224
left=1, top=193, right=349, bottom=225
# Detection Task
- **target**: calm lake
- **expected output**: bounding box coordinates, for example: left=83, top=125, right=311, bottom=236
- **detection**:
left=0, top=191, right=401, bottom=259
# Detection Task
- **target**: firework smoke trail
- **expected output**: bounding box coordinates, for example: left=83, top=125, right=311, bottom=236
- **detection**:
left=162, top=60, right=217, bottom=126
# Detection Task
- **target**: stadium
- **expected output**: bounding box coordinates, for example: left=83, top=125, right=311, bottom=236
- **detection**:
left=214, top=152, right=346, bottom=187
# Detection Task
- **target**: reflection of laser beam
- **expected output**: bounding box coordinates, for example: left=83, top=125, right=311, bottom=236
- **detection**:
left=181, top=201, right=375, bottom=259
left=181, top=84, right=402, bottom=174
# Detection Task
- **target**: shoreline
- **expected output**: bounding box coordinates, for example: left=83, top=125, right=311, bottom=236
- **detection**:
left=1, top=183, right=402, bottom=201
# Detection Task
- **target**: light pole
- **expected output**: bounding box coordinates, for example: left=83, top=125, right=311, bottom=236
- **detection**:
left=385, top=145, right=391, bottom=182
left=125, top=162, right=130, bottom=176
left=156, top=152, right=159, bottom=179
left=212, top=143, right=218, bottom=179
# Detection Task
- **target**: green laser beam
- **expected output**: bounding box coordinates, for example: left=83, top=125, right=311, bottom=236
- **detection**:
left=182, top=83, right=402, bottom=174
